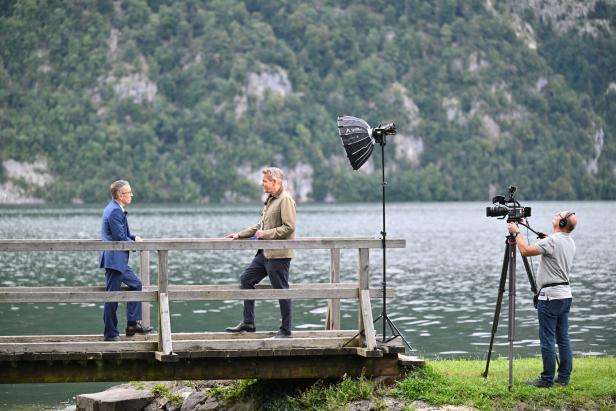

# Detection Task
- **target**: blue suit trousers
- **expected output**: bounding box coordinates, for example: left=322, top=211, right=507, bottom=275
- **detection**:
left=103, top=268, right=143, bottom=339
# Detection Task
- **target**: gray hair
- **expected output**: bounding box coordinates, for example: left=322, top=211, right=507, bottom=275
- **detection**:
left=262, top=167, right=284, bottom=182
left=110, top=180, right=129, bottom=199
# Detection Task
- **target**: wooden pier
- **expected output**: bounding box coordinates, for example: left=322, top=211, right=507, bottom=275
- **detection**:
left=0, top=238, right=422, bottom=383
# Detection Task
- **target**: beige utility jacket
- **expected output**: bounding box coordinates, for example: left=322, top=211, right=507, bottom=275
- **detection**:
left=238, top=188, right=296, bottom=259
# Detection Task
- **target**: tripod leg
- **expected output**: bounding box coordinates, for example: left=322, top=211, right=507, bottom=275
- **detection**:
left=508, top=242, right=516, bottom=390
left=521, top=255, right=538, bottom=296
left=483, top=241, right=510, bottom=378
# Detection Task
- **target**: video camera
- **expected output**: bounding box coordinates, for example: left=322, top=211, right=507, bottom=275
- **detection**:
left=486, top=186, right=531, bottom=223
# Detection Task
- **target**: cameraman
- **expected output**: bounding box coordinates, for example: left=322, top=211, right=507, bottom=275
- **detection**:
left=508, top=211, right=577, bottom=388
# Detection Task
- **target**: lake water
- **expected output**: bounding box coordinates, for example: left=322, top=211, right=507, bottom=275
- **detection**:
left=0, top=201, right=614, bottom=409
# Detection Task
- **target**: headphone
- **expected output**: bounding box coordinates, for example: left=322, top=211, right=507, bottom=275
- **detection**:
left=559, top=211, right=575, bottom=229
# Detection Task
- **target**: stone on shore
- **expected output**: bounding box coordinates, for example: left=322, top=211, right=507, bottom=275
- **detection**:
left=76, top=386, right=155, bottom=411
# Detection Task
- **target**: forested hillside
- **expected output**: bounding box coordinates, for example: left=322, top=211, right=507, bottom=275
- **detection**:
left=1, top=0, right=615, bottom=203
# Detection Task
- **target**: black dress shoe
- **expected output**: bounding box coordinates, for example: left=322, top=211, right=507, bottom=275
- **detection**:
left=225, top=322, right=256, bottom=332
left=126, top=322, right=153, bottom=336
left=104, top=336, right=120, bottom=342
left=525, top=378, right=553, bottom=388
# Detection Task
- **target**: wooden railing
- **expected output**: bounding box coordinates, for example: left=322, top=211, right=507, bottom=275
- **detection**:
left=0, top=238, right=405, bottom=361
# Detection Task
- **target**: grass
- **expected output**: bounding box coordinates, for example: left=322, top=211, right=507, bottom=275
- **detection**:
left=150, top=383, right=184, bottom=405
left=134, top=358, right=616, bottom=410
left=209, top=379, right=258, bottom=402
left=129, top=381, right=145, bottom=390
left=394, top=357, right=616, bottom=410
left=286, top=374, right=376, bottom=410
left=223, top=357, right=616, bottom=410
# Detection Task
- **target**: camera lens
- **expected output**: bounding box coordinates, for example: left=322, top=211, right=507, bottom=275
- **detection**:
left=486, top=205, right=508, bottom=217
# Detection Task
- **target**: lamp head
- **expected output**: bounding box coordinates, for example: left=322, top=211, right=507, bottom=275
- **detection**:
left=371, top=122, right=396, bottom=144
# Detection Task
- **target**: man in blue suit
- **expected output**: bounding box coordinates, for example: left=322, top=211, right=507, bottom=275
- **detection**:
left=100, top=180, right=152, bottom=341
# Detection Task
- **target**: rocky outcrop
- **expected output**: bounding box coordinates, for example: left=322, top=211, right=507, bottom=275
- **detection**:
left=395, top=135, right=424, bottom=167
left=76, top=381, right=254, bottom=411
left=235, top=66, right=293, bottom=118
left=0, top=158, right=52, bottom=204
left=587, top=127, right=605, bottom=175
left=503, top=0, right=615, bottom=37
left=74, top=381, right=477, bottom=411
left=227, top=163, right=313, bottom=203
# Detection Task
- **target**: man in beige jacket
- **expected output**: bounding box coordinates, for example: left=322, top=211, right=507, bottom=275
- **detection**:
left=225, top=167, right=296, bottom=337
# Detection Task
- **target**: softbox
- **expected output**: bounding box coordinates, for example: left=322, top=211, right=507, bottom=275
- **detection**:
left=337, top=116, right=375, bottom=170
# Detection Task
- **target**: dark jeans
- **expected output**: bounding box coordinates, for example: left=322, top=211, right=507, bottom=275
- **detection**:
left=103, top=267, right=143, bottom=338
left=537, top=298, right=573, bottom=384
left=240, top=252, right=292, bottom=334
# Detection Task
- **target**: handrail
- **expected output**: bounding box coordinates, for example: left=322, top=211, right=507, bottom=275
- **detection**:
left=0, top=237, right=405, bottom=252
left=0, top=286, right=394, bottom=303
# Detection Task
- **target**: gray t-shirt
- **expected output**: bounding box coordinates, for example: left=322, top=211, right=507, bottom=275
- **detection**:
left=535, top=232, right=575, bottom=300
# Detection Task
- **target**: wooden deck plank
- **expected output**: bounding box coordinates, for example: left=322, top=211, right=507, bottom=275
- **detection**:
left=173, top=337, right=358, bottom=351
left=0, top=330, right=361, bottom=343
left=0, top=337, right=362, bottom=354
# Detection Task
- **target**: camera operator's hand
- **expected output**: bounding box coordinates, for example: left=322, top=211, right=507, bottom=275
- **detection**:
left=507, top=222, right=520, bottom=235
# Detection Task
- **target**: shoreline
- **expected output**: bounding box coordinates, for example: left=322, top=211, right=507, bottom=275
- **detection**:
left=65, top=357, right=616, bottom=410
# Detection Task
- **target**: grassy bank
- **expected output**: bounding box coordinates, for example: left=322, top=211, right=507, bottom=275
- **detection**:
left=219, top=357, right=616, bottom=410
left=396, top=357, right=616, bottom=410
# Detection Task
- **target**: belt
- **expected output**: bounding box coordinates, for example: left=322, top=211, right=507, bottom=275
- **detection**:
left=540, top=282, right=569, bottom=289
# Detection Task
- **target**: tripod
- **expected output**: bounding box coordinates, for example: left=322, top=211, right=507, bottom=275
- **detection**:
left=482, top=232, right=538, bottom=389
left=371, top=132, right=413, bottom=351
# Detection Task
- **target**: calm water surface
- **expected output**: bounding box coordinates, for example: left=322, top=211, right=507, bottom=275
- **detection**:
left=0, top=201, right=614, bottom=409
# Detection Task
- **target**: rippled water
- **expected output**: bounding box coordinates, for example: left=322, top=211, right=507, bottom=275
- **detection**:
left=0, top=201, right=614, bottom=408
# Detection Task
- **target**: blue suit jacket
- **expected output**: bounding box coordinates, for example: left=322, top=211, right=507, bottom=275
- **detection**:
left=99, top=200, right=136, bottom=272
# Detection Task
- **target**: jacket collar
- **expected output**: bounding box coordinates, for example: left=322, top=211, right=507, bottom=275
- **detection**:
left=265, top=187, right=284, bottom=204
left=113, top=199, right=126, bottom=213
left=272, top=186, right=284, bottom=198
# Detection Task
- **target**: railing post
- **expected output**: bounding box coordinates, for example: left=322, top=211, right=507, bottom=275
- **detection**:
left=156, top=250, right=174, bottom=359
left=139, top=251, right=150, bottom=330
left=358, top=248, right=376, bottom=350
left=326, top=248, right=341, bottom=330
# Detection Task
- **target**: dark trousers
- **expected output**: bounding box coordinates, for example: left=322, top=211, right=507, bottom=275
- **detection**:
left=103, top=267, right=143, bottom=338
left=537, top=298, right=573, bottom=384
left=240, top=252, right=292, bottom=334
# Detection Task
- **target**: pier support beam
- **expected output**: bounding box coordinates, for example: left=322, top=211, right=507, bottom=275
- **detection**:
left=0, top=353, right=409, bottom=383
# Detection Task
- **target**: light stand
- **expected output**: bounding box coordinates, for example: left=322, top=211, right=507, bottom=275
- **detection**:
left=337, top=116, right=413, bottom=351
left=371, top=130, right=413, bottom=351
